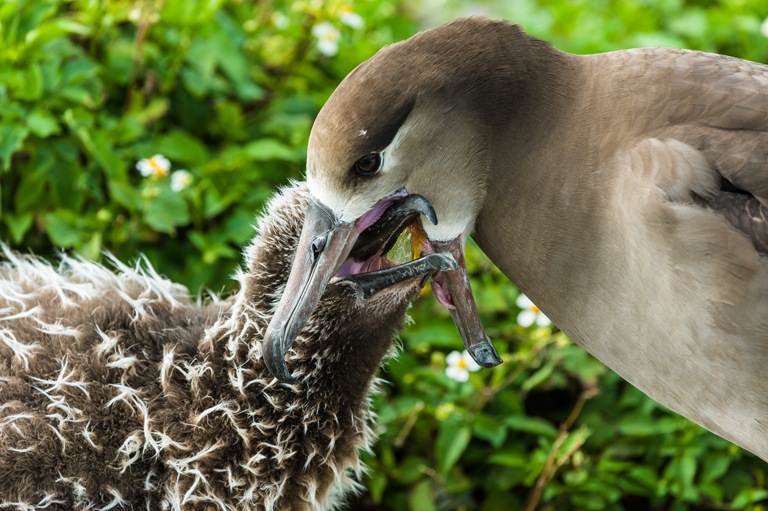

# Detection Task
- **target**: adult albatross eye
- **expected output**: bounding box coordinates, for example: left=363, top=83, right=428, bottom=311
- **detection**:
left=355, top=153, right=382, bottom=176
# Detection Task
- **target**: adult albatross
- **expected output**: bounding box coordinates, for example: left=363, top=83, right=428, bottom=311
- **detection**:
left=263, top=17, right=768, bottom=461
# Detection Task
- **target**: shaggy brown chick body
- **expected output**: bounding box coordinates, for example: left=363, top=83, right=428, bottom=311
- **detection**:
left=0, top=183, right=426, bottom=510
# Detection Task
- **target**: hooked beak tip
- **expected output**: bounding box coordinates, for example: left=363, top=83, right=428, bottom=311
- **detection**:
left=428, top=237, right=502, bottom=369
left=262, top=329, right=300, bottom=384
left=466, top=338, right=503, bottom=368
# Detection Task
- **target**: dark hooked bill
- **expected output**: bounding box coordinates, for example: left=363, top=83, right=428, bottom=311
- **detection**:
left=262, top=193, right=502, bottom=383
left=345, top=199, right=502, bottom=369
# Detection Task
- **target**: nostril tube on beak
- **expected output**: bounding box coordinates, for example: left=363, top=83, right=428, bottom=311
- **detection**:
left=311, top=234, right=327, bottom=261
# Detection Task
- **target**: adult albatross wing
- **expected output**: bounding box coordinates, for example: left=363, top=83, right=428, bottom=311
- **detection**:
left=474, top=47, right=768, bottom=460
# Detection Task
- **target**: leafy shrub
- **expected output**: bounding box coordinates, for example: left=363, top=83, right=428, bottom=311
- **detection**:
left=2, top=1, right=768, bottom=510
left=0, top=0, right=416, bottom=291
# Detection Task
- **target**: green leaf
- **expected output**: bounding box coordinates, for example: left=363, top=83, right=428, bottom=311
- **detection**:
left=521, top=360, right=555, bottom=391
left=15, top=62, right=43, bottom=100
left=61, top=59, right=99, bottom=85
left=27, top=110, right=60, bottom=138
left=368, top=472, right=387, bottom=504
left=396, top=457, right=427, bottom=484
left=699, top=481, right=724, bottom=504
left=60, top=85, right=93, bottom=106
left=473, top=413, right=508, bottom=448
left=701, top=454, right=731, bottom=483
left=77, top=231, right=102, bottom=260
left=15, top=147, right=54, bottom=212
left=5, top=212, right=33, bottom=244
left=143, top=188, right=190, bottom=233
left=0, top=124, right=30, bottom=171
left=221, top=210, right=256, bottom=244
left=669, top=9, right=709, bottom=40
left=618, top=416, right=681, bottom=436
left=435, top=418, right=471, bottom=476
left=23, top=19, right=91, bottom=52
left=626, top=466, right=659, bottom=492
left=405, top=323, right=462, bottom=349
left=408, top=480, right=435, bottom=511
left=15, top=171, right=47, bottom=212
left=108, top=181, right=139, bottom=210
left=45, top=211, right=82, bottom=247
left=0, top=99, right=25, bottom=118
left=65, top=119, right=124, bottom=179
left=731, top=488, right=768, bottom=510
left=611, top=463, right=661, bottom=496
left=203, top=191, right=239, bottom=218
left=242, top=138, right=298, bottom=162
left=488, top=449, right=528, bottom=468
left=201, top=243, right=237, bottom=264
left=156, top=129, right=210, bottom=164
left=503, top=415, right=558, bottom=438
left=556, top=427, right=590, bottom=458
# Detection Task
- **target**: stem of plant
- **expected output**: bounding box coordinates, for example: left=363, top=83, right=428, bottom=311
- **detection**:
left=523, top=388, right=597, bottom=511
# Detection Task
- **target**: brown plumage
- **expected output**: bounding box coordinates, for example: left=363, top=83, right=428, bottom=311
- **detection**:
left=266, top=18, right=768, bottom=461
left=0, top=183, right=428, bottom=510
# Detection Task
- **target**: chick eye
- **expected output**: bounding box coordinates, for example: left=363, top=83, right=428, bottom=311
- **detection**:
left=355, top=153, right=382, bottom=176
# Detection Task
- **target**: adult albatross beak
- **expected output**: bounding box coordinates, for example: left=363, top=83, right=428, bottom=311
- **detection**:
left=263, top=197, right=356, bottom=383
left=428, top=237, right=503, bottom=368
left=264, top=192, right=502, bottom=382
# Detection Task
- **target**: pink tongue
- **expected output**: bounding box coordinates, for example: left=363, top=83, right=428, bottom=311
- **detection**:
left=430, top=272, right=456, bottom=310
left=355, top=188, right=409, bottom=232
left=334, top=252, right=384, bottom=278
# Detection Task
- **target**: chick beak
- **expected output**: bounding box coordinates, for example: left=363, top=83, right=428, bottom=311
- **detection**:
left=429, top=238, right=503, bottom=368
left=262, top=197, right=356, bottom=383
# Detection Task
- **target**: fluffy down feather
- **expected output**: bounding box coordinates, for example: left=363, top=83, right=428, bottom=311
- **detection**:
left=0, top=183, right=422, bottom=511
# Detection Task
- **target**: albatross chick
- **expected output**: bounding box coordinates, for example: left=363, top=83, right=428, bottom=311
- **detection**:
left=0, top=183, right=455, bottom=510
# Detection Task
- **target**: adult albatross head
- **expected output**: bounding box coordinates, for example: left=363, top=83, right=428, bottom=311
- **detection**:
left=263, top=19, right=520, bottom=381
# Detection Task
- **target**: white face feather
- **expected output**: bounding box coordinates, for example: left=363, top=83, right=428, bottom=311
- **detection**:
left=307, top=137, right=401, bottom=223
left=307, top=110, right=486, bottom=243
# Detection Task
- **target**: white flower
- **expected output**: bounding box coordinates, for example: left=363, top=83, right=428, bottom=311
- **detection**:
left=445, top=350, right=481, bottom=382
left=136, top=154, right=170, bottom=177
left=339, top=6, right=364, bottom=29
left=761, top=17, right=768, bottom=38
left=312, top=21, right=341, bottom=57
left=128, top=8, right=142, bottom=23
left=516, top=294, right=551, bottom=328
left=271, top=13, right=289, bottom=30
left=170, top=170, right=192, bottom=192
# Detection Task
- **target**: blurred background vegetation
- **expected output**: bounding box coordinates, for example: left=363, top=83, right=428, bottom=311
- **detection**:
left=2, top=0, right=768, bottom=509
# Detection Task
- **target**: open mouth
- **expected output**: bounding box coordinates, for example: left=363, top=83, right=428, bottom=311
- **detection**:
left=333, top=192, right=438, bottom=282
left=261, top=189, right=502, bottom=384
left=333, top=191, right=503, bottom=370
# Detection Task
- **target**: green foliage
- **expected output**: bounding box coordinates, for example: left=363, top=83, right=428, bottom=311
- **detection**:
left=2, top=1, right=768, bottom=510
left=0, top=0, right=416, bottom=290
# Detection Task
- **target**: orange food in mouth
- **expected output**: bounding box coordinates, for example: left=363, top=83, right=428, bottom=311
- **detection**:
left=410, top=224, right=427, bottom=259
left=337, top=194, right=436, bottom=279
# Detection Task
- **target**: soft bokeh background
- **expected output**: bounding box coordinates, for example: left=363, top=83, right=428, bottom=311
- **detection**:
left=2, top=0, right=768, bottom=509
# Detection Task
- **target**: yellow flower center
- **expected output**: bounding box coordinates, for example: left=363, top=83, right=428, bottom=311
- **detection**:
left=149, top=157, right=169, bottom=176
left=531, top=305, right=540, bottom=313
left=457, top=358, right=467, bottom=369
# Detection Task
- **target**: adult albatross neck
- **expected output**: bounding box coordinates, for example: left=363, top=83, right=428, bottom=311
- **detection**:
left=266, top=17, right=768, bottom=461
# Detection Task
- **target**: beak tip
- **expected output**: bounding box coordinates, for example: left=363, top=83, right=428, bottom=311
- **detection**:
left=467, top=338, right=503, bottom=368
left=263, top=329, right=300, bottom=384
